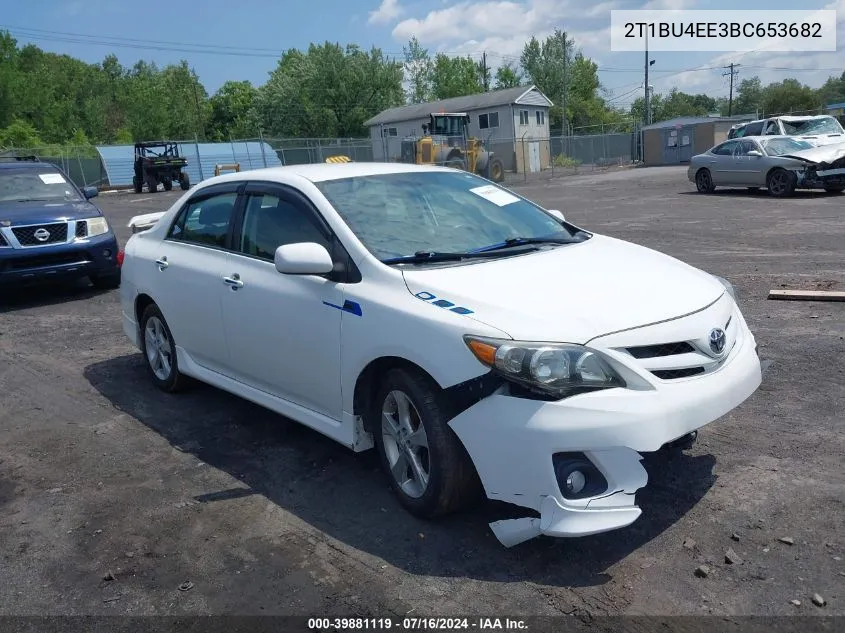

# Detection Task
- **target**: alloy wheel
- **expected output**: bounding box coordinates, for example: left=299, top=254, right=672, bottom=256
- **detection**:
left=381, top=389, right=431, bottom=498
left=144, top=315, right=173, bottom=381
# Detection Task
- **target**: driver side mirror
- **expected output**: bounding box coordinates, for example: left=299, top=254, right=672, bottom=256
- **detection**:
left=747, top=150, right=762, bottom=157
left=546, top=209, right=565, bottom=222
left=83, top=186, right=98, bottom=199
left=274, top=242, right=334, bottom=275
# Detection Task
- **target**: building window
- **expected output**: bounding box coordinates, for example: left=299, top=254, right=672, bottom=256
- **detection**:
left=536, top=110, right=545, bottom=125
left=478, top=112, right=499, bottom=129
left=519, top=109, right=529, bottom=125
left=380, top=127, right=397, bottom=138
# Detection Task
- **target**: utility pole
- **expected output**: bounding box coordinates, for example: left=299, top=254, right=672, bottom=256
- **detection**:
left=480, top=51, right=489, bottom=91
left=644, top=30, right=649, bottom=126
left=562, top=36, right=568, bottom=136
left=723, top=63, right=740, bottom=116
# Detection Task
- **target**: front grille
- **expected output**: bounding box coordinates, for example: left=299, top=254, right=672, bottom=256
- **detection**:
left=75, top=221, right=88, bottom=238
left=627, top=342, right=695, bottom=358
left=12, top=222, right=68, bottom=246
left=652, top=367, right=706, bottom=380
left=3, top=251, right=91, bottom=271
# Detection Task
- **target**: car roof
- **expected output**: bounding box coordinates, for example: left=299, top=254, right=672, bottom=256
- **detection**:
left=205, top=161, right=459, bottom=186
left=0, top=160, right=60, bottom=171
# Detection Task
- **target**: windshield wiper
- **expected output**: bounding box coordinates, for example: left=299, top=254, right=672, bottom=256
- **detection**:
left=470, top=234, right=584, bottom=253
left=381, top=248, right=535, bottom=265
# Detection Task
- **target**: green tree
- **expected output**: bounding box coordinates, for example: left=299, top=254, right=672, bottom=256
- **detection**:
left=520, top=29, right=576, bottom=130
left=430, top=54, right=484, bottom=100
left=254, top=42, right=404, bottom=137
left=761, top=78, right=820, bottom=115
left=494, top=62, right=522, bottom=89
left=0, top=119, right=43, bottom=147
left=732, top=77, right=763, bottom=116
left=403, top=37, right=432, bottom=104
left=817, top=71, right=845, bottom=104
left=208, top=81, right=258, bottom=140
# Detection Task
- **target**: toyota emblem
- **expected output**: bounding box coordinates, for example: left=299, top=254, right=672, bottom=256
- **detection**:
left=709, top=328, right=727, bottom=355
left=33, top=228, right=51, bottom=242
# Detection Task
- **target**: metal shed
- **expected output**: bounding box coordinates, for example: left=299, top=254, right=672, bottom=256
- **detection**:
left=95, top=141, right=282, bottom=187
left=641, top=116, right=753, bottom=166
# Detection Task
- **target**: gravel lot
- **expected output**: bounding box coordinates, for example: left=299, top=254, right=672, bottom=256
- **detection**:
left=1, top=166, right=843, bottom=618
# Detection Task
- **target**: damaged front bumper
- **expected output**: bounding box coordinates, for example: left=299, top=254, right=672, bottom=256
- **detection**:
left=448, top=309, right=763, bottom=548
left=786, top=143, right=845, bottom=188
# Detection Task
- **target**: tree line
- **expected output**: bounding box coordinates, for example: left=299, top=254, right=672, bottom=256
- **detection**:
left=0, top=28, right=842, bottom=148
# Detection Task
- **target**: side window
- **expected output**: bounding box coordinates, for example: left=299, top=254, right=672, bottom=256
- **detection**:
left=712, top=140, right=739, bottom=155
left=736, top=140, right=756, bottom=155
left=744, top=121, right=764, bottom=136
left=167, top=192, right=237, bottom=248
left=237, top=193, right=331, bottom=261
left=519, top=109, right=529, bottom=125
left=763, top=120, right=778, bottom=135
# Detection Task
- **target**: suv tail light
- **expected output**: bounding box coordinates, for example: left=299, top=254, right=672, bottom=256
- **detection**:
left=117, top=250, right=124, bottom=267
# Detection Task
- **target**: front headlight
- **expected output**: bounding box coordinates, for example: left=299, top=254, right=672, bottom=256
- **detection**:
left=82, top=217, right=110, bottom=237
left=713, top=275, right=737, bottom=302
left=464, top=335, right=625, bottom=398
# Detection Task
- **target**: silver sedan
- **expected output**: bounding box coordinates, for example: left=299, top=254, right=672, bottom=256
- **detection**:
left=687, top=135, right=845, bottom=197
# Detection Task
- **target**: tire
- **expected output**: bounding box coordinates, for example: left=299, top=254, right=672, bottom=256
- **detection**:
left=140, top=304, right=188, bottom=393
left=163, top=178, right=173, bottom=191
left=372, top=367, right=480, bottom=519
left=89, top=270, right=120, bottom=290
left=180, top=172, right=190, bottom=190
left=146, top=174, right=158, bottom=193
left=824, top=185, right=844, bottom=194
left=766, top=168, right=796, bottom=197
left=132, top=175, right=142, bottom=194
left=487, top=156, right=505, bottom=182
left=695, top=168, right=715, bottom=193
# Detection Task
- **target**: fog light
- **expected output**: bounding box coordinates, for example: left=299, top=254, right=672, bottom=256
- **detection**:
left=565, top=470, right=586, bottom=495
left=553, top=452, right=609, bottom=500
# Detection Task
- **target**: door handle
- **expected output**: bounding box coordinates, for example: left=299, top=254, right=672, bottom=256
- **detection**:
left=155, top=256, right=168, bottom=271
left=223, top=273, right=244, bottom=289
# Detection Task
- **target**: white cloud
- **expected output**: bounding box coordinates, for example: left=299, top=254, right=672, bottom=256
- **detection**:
left=368, top=0, right=404, bottom=25
left=642, top=0, right=697, bottom=9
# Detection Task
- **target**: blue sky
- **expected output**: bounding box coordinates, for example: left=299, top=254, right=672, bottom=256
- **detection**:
left=4, top=0, right=843, bottom=112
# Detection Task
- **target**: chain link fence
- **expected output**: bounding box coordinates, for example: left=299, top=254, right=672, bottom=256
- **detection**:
left=2, top=130, right=637, bottom=190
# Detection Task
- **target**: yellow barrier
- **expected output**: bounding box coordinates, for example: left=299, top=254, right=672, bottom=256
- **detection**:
left=214, top=163, right=241, bottom=176
left=325, top=155, right=352, bottom=163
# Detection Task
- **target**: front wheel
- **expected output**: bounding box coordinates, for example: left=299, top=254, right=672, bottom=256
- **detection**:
left=132, top=175, right=142, bottom=194
left=372, top=368, right=480, bottom=519
left=140, top=304, right=188, bottom=393
left=695, top=168, right=715, bottom=193
left=767, top=168, right=796, bottom=197
left=487, top=157, right=505, bottom=182
left=179, top=172, right=191, bottom=190
left=163, top=178, right=173, bottom=191
left=146, top=174, right=158, bottom=193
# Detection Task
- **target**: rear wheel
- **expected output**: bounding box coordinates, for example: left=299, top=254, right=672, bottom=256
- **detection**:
left=140, top=304, right=188, bottom=393
left=695, top=168, right=715, bottom=193
left=146, top=174, right=158, bottom=193
left=372, top=368, right=480, bottom=519
left=179, top=171, right=191, bottom=190
left=132, top=175, right=142, bottom=194
left=767, top=168, right=796, bottom=197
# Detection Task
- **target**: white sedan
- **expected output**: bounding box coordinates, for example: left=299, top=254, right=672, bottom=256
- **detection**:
left=121, top=163, right=763, bottom=547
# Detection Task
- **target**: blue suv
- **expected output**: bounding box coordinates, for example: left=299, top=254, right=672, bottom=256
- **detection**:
left=0, top=157, right=121, bottom=289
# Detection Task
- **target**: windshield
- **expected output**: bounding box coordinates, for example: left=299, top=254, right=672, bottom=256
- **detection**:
left=761, top=137, right=814, bottom=156
left=315, top=171, right=579, bottom=262
left=781, top=117, right=844, bottom=136
left=0, top=168, right=82, bottom=203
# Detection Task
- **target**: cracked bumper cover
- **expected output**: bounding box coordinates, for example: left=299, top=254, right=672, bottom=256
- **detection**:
left=449, top=318, right=763, bottom=547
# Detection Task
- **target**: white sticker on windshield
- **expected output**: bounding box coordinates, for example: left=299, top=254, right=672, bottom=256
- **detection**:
left=38, top=173, right=66, bottom=184
left=469, top=184, right=519, bottom=207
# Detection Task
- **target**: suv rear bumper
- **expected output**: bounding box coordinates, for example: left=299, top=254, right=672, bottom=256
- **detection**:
left=0, top=233, right=119, bottom=285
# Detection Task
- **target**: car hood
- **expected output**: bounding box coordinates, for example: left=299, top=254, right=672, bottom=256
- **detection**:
left=0, top=200, right=99, bottom=225
left=792, top=134, right=845, bottom=147
left=401, top=234, right=725, bottom=343
left=782, top=141, right=845, bottom=167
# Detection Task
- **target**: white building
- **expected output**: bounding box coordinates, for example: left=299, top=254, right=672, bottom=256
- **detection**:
left=364, top=85, right=554, bottom=173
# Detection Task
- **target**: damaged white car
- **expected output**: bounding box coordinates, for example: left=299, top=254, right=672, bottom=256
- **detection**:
left=120, top=163, right=763, bottom=547
left=689, top=136, right=845, bottom=196
left=728, top=114, right=845, bottom=146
